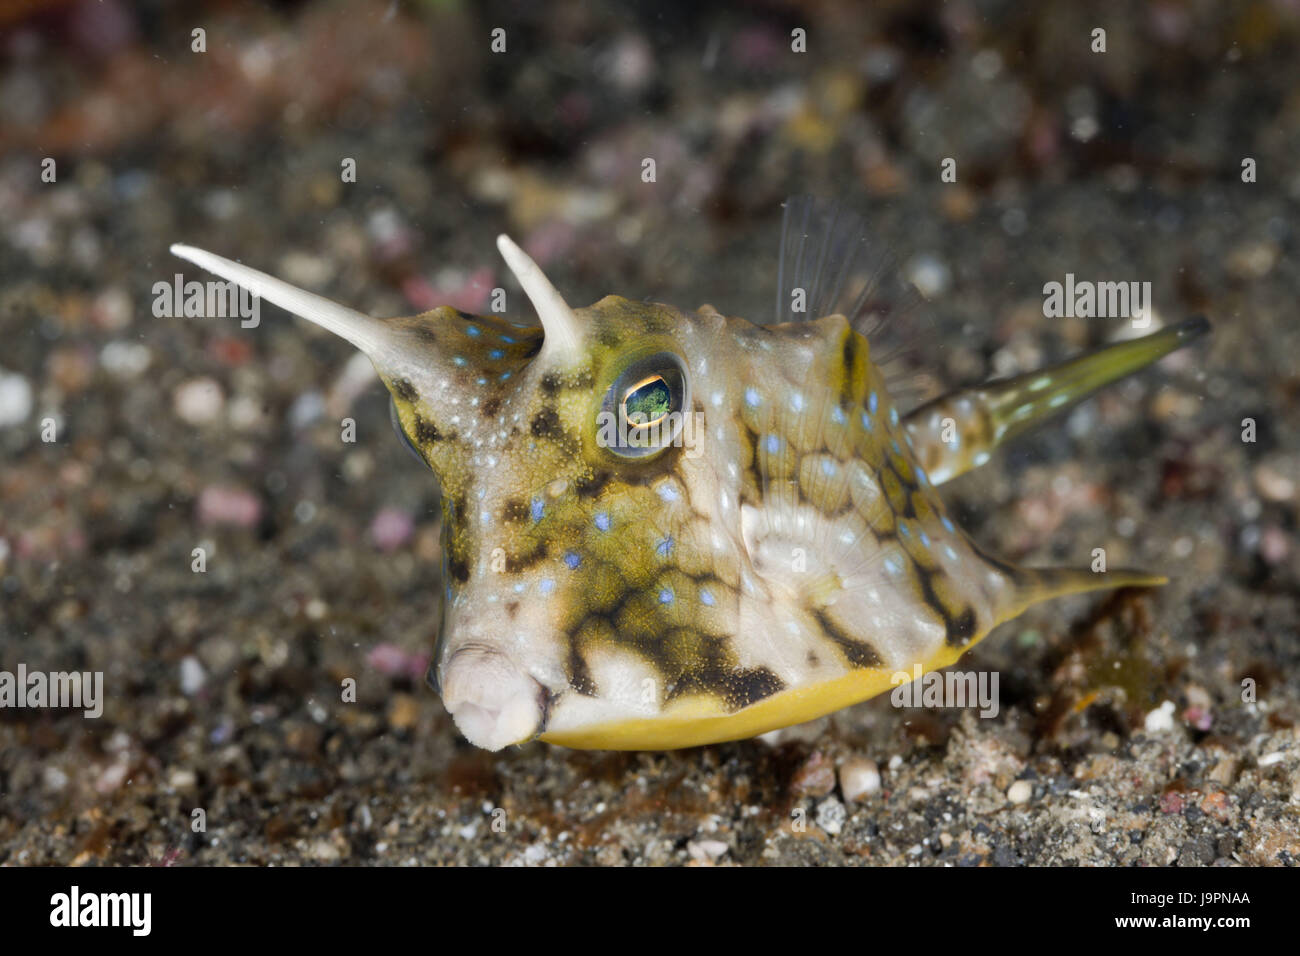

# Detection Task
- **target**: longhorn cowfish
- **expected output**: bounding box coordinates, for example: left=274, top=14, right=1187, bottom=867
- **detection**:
left=170, top=198, right=1209, bottom=752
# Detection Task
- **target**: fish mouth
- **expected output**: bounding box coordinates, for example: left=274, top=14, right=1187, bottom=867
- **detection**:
left=438, top=644, right=547, bottom=751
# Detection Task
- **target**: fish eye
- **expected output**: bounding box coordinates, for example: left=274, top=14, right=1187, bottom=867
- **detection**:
left=600, top=352, right=688, bottom=459
left=389, top=396, right=425, bottom=464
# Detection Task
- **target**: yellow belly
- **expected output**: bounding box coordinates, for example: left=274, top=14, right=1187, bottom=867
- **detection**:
left=539, top=642, right=971, bottom=750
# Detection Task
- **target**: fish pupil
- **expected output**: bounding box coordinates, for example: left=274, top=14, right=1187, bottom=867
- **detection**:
left=623, top=375, right=671, bottom=429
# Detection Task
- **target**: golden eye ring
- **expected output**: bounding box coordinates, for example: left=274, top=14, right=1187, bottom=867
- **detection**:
left=599, top=352, right=688, bottom=460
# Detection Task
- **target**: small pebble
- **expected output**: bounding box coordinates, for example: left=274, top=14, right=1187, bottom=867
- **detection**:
left=310, top=839, right=340, bottom=862
left=1259, top=526, right=1289, bottom=565
left=906, top=253, right=951, bottom=297
left=197, top=485, right=263, bottom=528
left=43, top=766, right=69, bottom=791
left=686, top=839, right=728, bottom=863
left=523, top=843, right=549, bottom=865
left=838, top=757, right=881, bottom=801
left=1254, top=464, right=1296, bottom=502
left=179, top=655, right=206, bottom=696
left=173, top=377, right=224, bottom=425
left=100, top=341, right=151, bottom=377
left=47, top=347, right=96, bottom=393
left=280, top=251, right=333, bottom=287
left=1225, top=239, right=1278, bottom=279
left=387, top=693, right=420, bottom=730
left=1144, top=700, right=1177, bottom=733
left=226, top=394, right=266, bottom=432
left=95, top=760, right=129, bottom=794
left=1007, top=780, right=1033, bottom=804
left=792, top=750, right=836, bottom=797
left=91, top=286, right=132, bottom=331
left=367, top=642, right=430, bottom=682
left=815, top=797, right=847, bottom=836
left=369, top=507, right=414, bottom=552
left=0, top=371, right=33, bottom=427
left=289, top=391, right=326, bottom=430
left=1208, top=757, right=1238, bottom=786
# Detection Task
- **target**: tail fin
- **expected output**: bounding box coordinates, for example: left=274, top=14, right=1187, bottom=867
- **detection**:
left=1000, top=564, right=1166, bottom=621
left=905, top=316, right=1210, bottom=485
left=961, top=547, right=1168, bottom=630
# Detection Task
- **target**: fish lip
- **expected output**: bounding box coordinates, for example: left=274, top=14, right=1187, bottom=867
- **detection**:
left=439, top=644, right=549, bottom=751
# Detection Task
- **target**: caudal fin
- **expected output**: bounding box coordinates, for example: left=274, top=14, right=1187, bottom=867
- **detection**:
left=1007, top=564, right=1166, bottom=618
left=905, top=316, right=1210, bottom=484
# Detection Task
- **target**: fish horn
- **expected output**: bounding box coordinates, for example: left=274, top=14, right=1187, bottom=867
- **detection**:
left=169, top=244, right=397, bottom=358
left=495, top=234, right=584, bottom=363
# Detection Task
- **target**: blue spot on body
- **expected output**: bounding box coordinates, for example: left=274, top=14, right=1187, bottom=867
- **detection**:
left=656, top=536, right=674, bottom=557
left=530, top=498, right=544, bottom=522
left=891, top=439, right=901, bottom=454
left=860, top=410, right=874, bottom=431
left=791, top=393, right=805, bottom=412
left=917, top=467, right=929, bottom=486
left=513, top=581, right=527, bottom=594
left=657, top=484, right=679, bottom=502
left=941, top=515, right=955, bottom=533
left=489, top=349, right=504, bottom=360
left=899, top=523, right=911, bottom=539
left=658, top=588, right=674, bottom=605
left=500, top=371, right=512, bottom=381
left=700, top=589, right=716, bottom=607
left=538, top=578, right=555, bottom=595
left=831, top=406, right=846, bottom=425
left=764, top=434, right=781, bottom=454
left=564, top=551, right=582, bottom=569
left=821, top=459, right=836, bottom=476
left=744, top=387, right=762, bottom=408
left=920, top=530, right=931, bottom=547
left=594, top=511, right=611, bottom=532
left=453, top=356, right=467, bottom=367
left=501, top=335, right=516, bottom=344
left=466, top=325, right=481, bottom=337
left=868, top=391, right=878, bottom=414
left=476, top=377, right=487, bottom=386
left=889, top=406, right=899, bottom=427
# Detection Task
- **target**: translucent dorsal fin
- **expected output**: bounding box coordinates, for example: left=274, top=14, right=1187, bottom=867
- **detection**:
left=772, top=195, right=938, bottom=407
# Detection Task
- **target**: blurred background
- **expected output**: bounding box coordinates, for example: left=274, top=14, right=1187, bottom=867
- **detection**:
left=1, top=0, right=1298, bottom=866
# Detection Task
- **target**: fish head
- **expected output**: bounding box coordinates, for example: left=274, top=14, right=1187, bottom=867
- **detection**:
left=383, top=262, right=775, bottom=750
left=383, top=240, right=879, bottom=750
